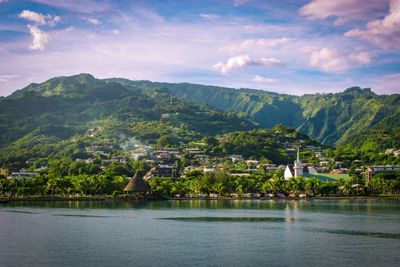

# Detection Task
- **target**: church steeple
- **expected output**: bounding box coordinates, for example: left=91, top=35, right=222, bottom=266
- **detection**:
left=296, top=147, right=301, bottom=163
left=294, top=147, right=303, bottom=177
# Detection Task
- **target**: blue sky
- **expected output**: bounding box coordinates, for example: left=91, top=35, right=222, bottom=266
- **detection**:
left=0, top=0, right=399, bottom=96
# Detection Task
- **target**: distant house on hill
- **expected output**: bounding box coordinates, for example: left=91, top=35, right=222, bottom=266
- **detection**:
left=9, top=172, right=39, bottom=179
left=144, top=165, right=178, bottom=179
left=365, top=165, right=400, bottom=182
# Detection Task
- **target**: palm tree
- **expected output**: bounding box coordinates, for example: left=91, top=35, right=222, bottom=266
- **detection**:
left=305, top=178, right=321, bottom=196
left=211, top=182, right=224, bottom=196
left=171, top=179, right=187, bottom=196
left=188, top=179, right=201, bottom=195
left=261, top=180, right=273, bottom=194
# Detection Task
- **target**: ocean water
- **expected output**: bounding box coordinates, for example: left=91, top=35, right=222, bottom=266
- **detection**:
left=0, top=199, right=399, bottom=267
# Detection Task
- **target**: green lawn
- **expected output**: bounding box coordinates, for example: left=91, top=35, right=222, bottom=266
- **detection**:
left=304, top=173, right=349, bottom=182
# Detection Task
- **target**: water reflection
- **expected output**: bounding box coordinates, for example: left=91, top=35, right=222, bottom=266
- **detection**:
left=308, top=228, right=400, bottom=239
left=158, top=216, right=296, bottom=222
left=1, top=199, right=400, bottom=214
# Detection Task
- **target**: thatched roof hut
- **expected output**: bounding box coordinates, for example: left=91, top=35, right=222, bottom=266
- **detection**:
left=123, top=172, right=149, bottom=193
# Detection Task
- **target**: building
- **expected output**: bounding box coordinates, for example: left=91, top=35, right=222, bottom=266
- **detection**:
left=144, top=165, right=178, bottom=179
left=294, top=148, right=303, bottom=178
left=203, top=167, right=215, bottom=173
left=9, top=172, right=39, bottom=179
left=284, top=165, right=294, bottom=180
left=229, top=154, right=243, bottom=163
left=365, top=165, right=400, bottom=182
left=123, top=172, right=149, bottom=193
left=284, top=149, right=319, bottom=180
left=0, top=168, right=10, bottom=177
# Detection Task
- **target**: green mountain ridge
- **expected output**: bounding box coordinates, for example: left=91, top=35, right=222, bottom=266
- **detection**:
left=104, top=78, right=399, bottom=146
left=2, top=74, right=399, bottom=154
left=0, top=74, right=258, bottom=167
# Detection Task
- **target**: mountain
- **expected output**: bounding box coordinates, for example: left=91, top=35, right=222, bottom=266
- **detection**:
left=1, top=74, right=399, bottom=168
left=0, top=74, right=255, bottom=167
left=115, top=80, right=399, bottom=146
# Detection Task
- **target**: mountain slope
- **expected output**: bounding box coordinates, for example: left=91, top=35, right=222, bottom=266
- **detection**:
left=2, top=74, right=399, bottom=151
left=0, top=74, right=256, bottom=167
left=119, top=80, right=399, bottom=146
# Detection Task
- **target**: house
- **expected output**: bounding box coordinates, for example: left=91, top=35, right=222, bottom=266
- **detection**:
left=185, top=148, right=202, bottom=154
left=144, top=164, right=178, bottom=179
left=385, top=149, right=400, bottom=157
left=319, top=161, right=330, bottom=167
left=365, top=165, right=400, bottom=182
left=160, top=113, right=170, bottom=120
left=262, top=164, right=278, bottom=171
left=229, top=154, right=243, bottom=162
left=203, top=167, right=215, bottom=173
left=132, top=153, right=145, bottom=160
left=0, top=168, right=10, bottom=177
left=245, top=160, right=259, bottom=166
left=9, top=172, right=39, bottom=179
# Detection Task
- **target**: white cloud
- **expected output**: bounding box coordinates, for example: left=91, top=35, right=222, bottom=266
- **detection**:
left=310, top=47, right=372, bottom=72
left=19, top=10, right=47, bottom=25
left=18, top=10, right=60, bottom=51
left=19, top=10, right=60, bottom=26
left=234, top=0, right=250, bottom=6
left=299, top=0, right=387, bottom=25
left=27, top=25, right=50, bottom=50
left=0, top=0, right=8, bottom=3
left=48, top=15, right=61, bottom=27
left=213, top=55, right=282, bottom=74
left=350, top=52, right=372, bottom=64
left=199, top=13, right=219, bottom=20
left=345, top=0, right=400, bottom=49
left=84, top=17, right=101, bottom=25
left=220, top=37, right=290, bottom=53
left=30, top=0, right=111, bottom=13
left=0, top=74, right=18, bottom=82
left=253, top=75, right=276, bottom=83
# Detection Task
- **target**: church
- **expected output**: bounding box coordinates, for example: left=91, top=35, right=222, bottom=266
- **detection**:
left=284, top=148, right=318, bottom=180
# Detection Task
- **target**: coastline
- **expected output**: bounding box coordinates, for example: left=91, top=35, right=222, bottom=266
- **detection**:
left=1, top=195, right=400, bottom=203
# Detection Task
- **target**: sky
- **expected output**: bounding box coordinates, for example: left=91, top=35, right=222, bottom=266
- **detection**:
left=0, top=0, right=399, bottom=96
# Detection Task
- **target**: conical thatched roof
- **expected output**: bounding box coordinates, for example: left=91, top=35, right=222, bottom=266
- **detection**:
left=123, top=172, right=149, bottom=193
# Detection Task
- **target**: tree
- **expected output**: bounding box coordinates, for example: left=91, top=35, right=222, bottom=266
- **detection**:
left=211, top=182, right=224, bottom=195
left=171, top=179, right=187, bottom=195
left=305, top=178, right=321, bottom=196
left=156, top=135, right=177, bottom=148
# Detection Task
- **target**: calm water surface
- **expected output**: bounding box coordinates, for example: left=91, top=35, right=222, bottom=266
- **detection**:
left=0, top=199, right=399, bottom=267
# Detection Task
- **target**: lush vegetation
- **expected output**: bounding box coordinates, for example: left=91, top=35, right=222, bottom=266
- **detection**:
left=0, top=74, right=254, bottom=168
left=148, top=171, right=400, bottom=198
left=0, top=159, right=151, bottom=197
left=0, top=74, right=399, bottom=199
left=3, top=168, right=399, bottom=198
left=130, top=81, right=400, bottom=146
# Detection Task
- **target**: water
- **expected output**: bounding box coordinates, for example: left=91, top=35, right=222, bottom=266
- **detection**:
left=0, top=199, right=399, bottom=267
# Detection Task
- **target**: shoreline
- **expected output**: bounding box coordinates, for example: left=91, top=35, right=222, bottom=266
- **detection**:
left=1, top=195, right=400, bottom=203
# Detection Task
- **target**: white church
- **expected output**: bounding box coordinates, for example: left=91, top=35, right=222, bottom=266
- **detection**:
left=284, top=148, right=318, bottom=180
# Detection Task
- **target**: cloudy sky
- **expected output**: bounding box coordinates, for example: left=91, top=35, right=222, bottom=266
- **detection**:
left=0, top=0, right=399, bottom=96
